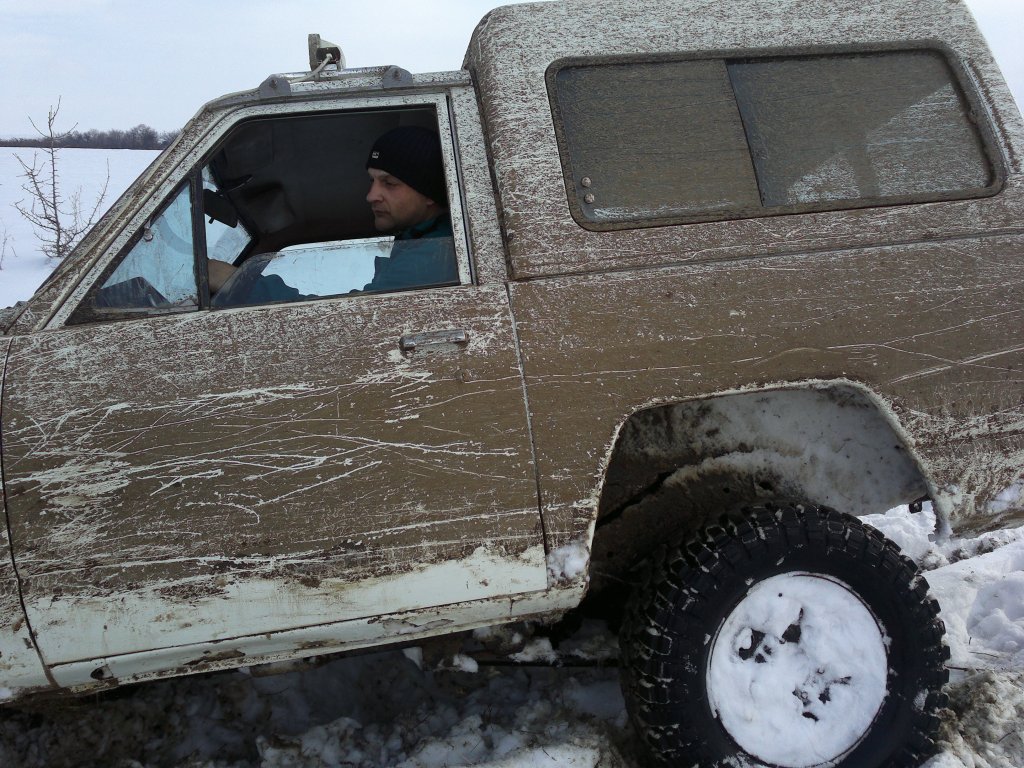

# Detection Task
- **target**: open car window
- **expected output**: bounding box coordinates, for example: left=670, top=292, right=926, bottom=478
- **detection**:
left=69, top=102, right=462, bottom=325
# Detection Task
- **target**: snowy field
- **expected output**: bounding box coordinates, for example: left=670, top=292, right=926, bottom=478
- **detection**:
left=0, top=148, right=160, bottom=308
left=1, top=152, right=1023, bottom=767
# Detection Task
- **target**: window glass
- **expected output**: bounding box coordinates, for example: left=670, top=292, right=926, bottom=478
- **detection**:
left=90, top=184, right=198, bottom=313
left=269, top=239, right=384, bottom=293
left=554, top=60, right=760, bottom=222
left=212, top=238, right=389, bottom=307
left=552, top=50, right=995, bottom=228
left=203, top=167, right=252, bottom=264
left=729, top=51, right=992, bottom=206
left=211, top=235, right=459, bottom=308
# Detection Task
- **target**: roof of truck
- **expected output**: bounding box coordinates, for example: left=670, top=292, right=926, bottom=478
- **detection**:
left=466, top=0, right=990, bottom=66
left=464, top=0, right=1003, bottom=115
left=461, top=0, right=1021, bottom=279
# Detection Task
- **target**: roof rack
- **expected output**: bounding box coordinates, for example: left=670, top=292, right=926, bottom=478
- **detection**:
left=257, top=33, right=413, bottom=98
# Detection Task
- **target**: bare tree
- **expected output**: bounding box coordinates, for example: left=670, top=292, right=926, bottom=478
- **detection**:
left=14, top=99, right=110, bottom=261
left=0, top=222, right=12, bottom=270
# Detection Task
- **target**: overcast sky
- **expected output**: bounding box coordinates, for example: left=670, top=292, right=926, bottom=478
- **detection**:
left=0, top=0, right=1020, bottom=137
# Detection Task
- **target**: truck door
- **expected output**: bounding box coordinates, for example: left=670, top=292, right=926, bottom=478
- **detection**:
left=0, top=93, right=545, bottom=681
left=0, top=336, right=49, bottom=694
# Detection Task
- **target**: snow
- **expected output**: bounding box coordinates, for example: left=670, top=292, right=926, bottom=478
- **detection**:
left=989, top=481, right=1024, bottom=516
left=927, top=539, right=1024, bottom=670
left=0, top=505, right=1018, bottom=767
left=707, top=573, right=889, bottom=767
left=546, top=541, right=591, bottom=583
left=2, top=154, right=1023, bottom=768
left=0, top=147, right=159, bottom=309
left=865, top=506, right=1024, bottom=674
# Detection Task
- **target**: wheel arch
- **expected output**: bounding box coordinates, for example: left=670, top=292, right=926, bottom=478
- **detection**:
left=587, top=380, right=936, bottom=594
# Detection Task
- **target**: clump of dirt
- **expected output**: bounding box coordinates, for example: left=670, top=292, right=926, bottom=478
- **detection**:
left=934, top=670, right=1024, bottom=768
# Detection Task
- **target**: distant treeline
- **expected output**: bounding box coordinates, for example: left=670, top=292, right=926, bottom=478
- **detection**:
left=0, top=124, right=180, bottom=150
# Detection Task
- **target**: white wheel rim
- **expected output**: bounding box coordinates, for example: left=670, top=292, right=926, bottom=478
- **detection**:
left=706, top=572, right=889, bottom=768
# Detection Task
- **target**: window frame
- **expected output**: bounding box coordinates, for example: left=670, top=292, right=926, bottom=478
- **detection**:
left=60, top=91, right=472, bottom=327
left=66, top=179, right=202, bottom=324
left=546, top=42, right=1006, bottom=232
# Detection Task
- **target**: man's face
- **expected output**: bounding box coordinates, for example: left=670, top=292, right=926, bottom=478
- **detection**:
left=366, top=168, right=438, bottom=233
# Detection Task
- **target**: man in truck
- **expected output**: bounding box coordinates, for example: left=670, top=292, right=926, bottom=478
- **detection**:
left=362, top=125, right=458, bottom=293
left=208, top=124, right=457, bottom=301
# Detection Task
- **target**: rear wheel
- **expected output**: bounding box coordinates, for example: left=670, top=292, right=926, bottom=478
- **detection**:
left=620, top=503, right=948, bottom=768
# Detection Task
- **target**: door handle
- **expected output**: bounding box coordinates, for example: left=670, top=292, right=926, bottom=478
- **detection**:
left=399, top=328, right=470, bottom=352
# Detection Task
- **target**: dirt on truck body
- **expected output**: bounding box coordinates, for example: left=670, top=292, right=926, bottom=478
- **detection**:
left=1, top=1, right=1021, bottom=766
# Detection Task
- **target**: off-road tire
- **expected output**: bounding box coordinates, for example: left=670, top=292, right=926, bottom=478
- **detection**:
left=620, top=503, right=949, bottom=768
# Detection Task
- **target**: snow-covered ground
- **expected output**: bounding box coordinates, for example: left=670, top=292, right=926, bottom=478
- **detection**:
left=0, top=505, right=1020, bottom=768
left=1, top=155, right=1023, bottom=768
left=0, top=148, right=159, bottom=308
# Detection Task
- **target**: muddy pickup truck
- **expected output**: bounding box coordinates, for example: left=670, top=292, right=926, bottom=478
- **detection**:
left=2, top=1, right=1022, bottom=766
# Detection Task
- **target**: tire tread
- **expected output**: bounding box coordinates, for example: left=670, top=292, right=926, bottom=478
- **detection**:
left=620, top=502, right=949, bottom=768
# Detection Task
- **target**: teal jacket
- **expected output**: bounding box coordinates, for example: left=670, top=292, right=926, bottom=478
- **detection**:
left=363, top=215, right=458, bottom=293
left=220, top=215, right=458, bottom=306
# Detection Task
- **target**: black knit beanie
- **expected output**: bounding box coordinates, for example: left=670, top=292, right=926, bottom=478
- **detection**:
left=366, top=126, right=447, bottom=206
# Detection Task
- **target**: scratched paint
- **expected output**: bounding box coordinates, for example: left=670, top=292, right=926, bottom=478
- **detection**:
left=468, top=0, right=1023, bottom=280
left=0, top=0, right=1021, bottom=704
left=3, top=285, right=545, bottom=666
left=509, top=235, right=1023, bottom=549
left=46, top=579, right=585, bottom=695
left=465, top=0, right=1023, bottom=545
left=38, top=543, right=547, bottom=679
left=0, top=337, right=50, bottom=698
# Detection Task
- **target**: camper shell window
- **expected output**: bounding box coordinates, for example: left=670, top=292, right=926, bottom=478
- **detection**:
left=549, top=49, right=999, bottom=230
